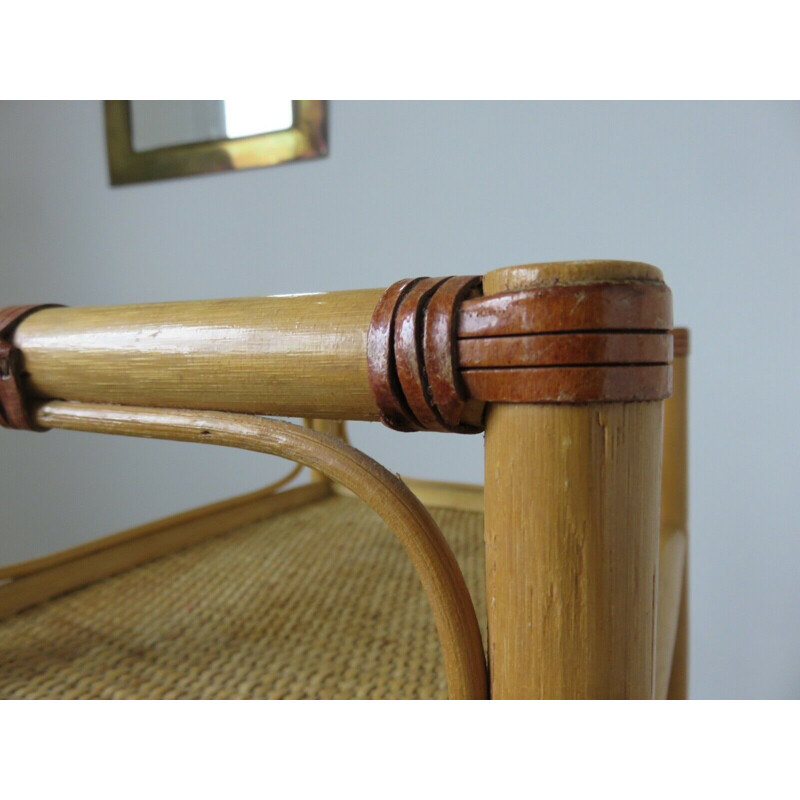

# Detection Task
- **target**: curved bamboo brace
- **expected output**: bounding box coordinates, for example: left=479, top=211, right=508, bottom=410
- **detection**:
left=32, top=400, right=489, bottom=700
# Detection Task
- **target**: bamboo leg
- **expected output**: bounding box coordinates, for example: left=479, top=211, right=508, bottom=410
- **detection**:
left=662, top=351, right=689, bottom=699
left=483, top=262, right=666, bottom=699
left=667, top=570, right=689, bottom=699
left=655, top=526, right=687, bottom=698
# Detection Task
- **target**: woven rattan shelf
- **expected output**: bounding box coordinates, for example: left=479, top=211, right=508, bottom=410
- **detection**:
left=0, top=494, right=486, bottom=700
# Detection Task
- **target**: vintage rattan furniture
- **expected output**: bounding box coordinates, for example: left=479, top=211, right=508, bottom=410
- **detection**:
left=0, top=260, right=689, bottom=699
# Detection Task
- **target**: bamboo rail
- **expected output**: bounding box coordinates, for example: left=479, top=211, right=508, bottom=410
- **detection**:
left=14, top=291, right=385, bottom=420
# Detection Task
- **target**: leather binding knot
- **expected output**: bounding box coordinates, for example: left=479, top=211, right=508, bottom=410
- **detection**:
left=368, top=278, right=675, bottom=430
left=367, top=276, right=483, bottom=433
left=0, top=304, right=61, bottom=431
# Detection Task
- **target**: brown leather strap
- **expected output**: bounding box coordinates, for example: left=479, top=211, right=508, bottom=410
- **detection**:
left=458, top=282, right=673, bottom=338
left=368, top=276, right=483, bottom=433
left=459, top=331, right=673, bottom=368
left=462, top=364, right=673, bottom=404
left=424, top=276, right=483, bottom=432
left=367, top=277, right=675, bottom=430
left=394, top=277, right=451, bottom=432
left=366, top=278, right=423, bottom=431
left=0, top=304, right=62, bottom=430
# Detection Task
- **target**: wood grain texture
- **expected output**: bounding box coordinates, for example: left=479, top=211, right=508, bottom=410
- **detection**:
left=14, top=291, right=384, bottom=420
left=483, top=261, right=665, bottom=699
left=31, top=401, right=488, bottom=700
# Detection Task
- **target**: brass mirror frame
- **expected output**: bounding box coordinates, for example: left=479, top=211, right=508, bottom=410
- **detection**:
left=104, top=100, right=328, bottom=186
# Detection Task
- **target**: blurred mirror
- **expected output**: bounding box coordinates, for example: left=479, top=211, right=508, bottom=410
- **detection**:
left=130, top=101, right=294, bottom=152
left=105, top=100, right=327, bottom=186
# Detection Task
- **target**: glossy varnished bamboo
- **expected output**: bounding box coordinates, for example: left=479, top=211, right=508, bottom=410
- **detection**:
left=661, top=354, right=689, bottom=699
left=13, top=290, right=385, bottom=420
left=483, top=261, right=665, bottom=699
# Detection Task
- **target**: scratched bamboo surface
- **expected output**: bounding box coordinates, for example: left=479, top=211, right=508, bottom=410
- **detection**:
left=13, top=290, right=384, bottom=420
left=483, top=261, right=665, bottom=699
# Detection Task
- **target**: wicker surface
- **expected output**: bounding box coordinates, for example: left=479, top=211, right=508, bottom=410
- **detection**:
left=0, top=495, right=486, bottom=699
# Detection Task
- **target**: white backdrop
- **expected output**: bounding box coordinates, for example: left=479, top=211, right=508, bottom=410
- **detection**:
left=1, top=101, right=798, bottom=698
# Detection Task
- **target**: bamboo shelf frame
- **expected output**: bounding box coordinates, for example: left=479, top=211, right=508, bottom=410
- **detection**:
left=0, top=260, right=689, bottom=699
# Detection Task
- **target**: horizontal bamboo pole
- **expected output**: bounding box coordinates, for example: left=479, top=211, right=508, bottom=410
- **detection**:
left=14, top=290, right=385, bottom=420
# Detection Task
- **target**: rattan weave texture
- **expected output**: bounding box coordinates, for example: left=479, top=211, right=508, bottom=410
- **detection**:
left=0, top=495, right=486, bottom=699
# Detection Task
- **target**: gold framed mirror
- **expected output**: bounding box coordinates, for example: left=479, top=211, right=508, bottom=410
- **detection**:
left=105, top=100, right=328, bottom=186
